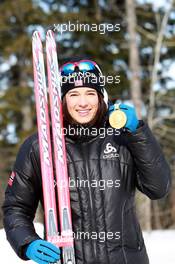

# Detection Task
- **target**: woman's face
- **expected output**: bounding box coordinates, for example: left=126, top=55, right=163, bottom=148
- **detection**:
left=65, top=87, right=99, bottom=124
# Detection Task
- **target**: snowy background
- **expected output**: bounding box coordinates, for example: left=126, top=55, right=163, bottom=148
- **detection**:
left=0, top=223, right=175, bottom=264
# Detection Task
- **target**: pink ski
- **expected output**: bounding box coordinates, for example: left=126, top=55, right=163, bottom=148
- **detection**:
left=32, top=30, right=75, bottom=264
left=46, top=30, right=75, bottom=264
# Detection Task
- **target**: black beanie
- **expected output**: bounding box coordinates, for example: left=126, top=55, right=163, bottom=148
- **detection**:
left=60, top=60, right=106, bottom=99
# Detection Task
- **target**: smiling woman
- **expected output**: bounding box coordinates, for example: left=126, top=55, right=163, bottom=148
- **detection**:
left=2, top=58, right=171, bottom=264
left=62, top=87, right=108, bottom=130
left=60, top=59, right=108, bottom=130
left=65, top=88, right=99, bottom=124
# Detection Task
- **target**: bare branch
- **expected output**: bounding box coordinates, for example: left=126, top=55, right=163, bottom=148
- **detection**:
left=137, top=24, right=175, bottom=47
left=136, top=25, right=157, bottom=42
left=152, top=113, right=175, bottom=128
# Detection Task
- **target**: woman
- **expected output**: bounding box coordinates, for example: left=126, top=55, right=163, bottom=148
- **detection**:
left=3, top=59, right=171, bottom=264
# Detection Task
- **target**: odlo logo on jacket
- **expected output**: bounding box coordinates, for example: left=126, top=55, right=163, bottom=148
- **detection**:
left=103, top=143, right=119, bottom=159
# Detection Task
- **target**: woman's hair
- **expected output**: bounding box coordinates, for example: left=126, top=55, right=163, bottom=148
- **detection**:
left=62, top=92, right=108, bottom=128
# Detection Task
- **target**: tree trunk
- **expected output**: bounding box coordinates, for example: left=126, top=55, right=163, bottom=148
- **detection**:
left=21, top=103, right=33, bottom=132
left=125, top=0, right=142, bottom=118
left=125, top=0, right=151, bottom=230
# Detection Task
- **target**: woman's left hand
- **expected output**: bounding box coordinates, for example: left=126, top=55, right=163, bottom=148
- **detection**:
left=109, top=103, right=139, bottom=132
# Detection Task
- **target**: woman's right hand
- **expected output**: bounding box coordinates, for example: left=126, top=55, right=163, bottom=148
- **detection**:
left=25, top=239, right=60, bottom=264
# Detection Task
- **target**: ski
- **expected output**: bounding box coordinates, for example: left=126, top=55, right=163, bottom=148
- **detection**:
left=46, top=30, right=75, bottom=264
left=32, top=31, right=59, bottom=243
left=32, top=30, right=75, bottom=264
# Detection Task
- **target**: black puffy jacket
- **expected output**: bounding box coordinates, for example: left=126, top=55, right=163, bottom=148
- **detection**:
left=2, top=122, right=171, bottom=264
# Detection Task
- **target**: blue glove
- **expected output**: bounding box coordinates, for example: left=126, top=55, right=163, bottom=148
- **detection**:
left=25, top=239, right=60, bottom=264
left=109, top=103, right=139, bottom=132
left=119, top=103, right=139, bottom=132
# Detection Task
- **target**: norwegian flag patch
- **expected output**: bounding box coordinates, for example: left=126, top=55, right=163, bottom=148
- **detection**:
left=8, top=171, right=16, bottom=187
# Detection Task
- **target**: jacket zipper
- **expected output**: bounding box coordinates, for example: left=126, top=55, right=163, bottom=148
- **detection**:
left=82, top=144, right=97, bottom=260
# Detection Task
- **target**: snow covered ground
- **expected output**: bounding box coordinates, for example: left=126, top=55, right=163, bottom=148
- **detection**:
left=0, top=223, right=175, bottom=264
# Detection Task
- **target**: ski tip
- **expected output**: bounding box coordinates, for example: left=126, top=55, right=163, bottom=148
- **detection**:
left=32, top=31, right=42, bottom=51
left=32, top=30, right=40, bottom=38
left=46, top=30, right=56, bottom=51
left=46, top=29, right=54, bottom=38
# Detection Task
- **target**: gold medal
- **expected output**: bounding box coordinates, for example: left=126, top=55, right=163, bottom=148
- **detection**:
left=109, top=104, right=127, bottom=129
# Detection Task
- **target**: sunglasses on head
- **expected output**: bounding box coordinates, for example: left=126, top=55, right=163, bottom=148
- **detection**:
left=60, top=60, right=102, bottom=76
